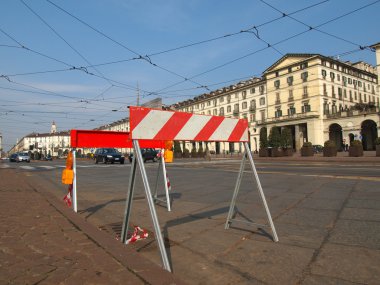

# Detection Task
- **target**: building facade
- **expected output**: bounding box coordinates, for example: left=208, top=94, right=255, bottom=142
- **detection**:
left=172, top=53, right=379, bottom=153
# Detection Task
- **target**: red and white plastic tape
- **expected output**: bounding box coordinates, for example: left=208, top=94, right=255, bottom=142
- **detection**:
left=125, top=226, right=149, bottom=244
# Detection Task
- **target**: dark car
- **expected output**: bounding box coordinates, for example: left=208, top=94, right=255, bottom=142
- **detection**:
left=42, top=154, right=53, bottom=161
left=313, top=145, right=323, bottom=153
left=94, top=148, right=125, bottom=164
left=128, top=148, right=159, bottom=163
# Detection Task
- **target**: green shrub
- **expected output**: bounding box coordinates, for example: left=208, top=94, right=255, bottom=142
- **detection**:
left=302, top=142, right=312, bottom=147
left=191, top=148, right=197, bottom=158
left=259, top=127, right=268, bottom=148
left=324, top=140, right=336, bottom=147
left=281, top=128, right=292, bottom=149
left=268, top=127, right=281, bottom=148
left=375, top=137, right=380, bottom=145
left=183, top=148, right=190, bottom=158
left=351, top=140, right=362, bottom=147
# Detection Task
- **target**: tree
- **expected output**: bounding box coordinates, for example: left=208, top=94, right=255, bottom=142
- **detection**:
left=281, top=128, right=293, bottom=149
left=259, top=127, right=268, bottom=149
left=174, top=141, right=182, bottom=158
left=268, top=127, right=281, bottom=148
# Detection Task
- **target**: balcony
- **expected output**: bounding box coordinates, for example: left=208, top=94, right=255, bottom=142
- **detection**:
left=288, top=96, right=294, bottom=102
left=324, top=106, right=379, bottom=119
left=256, top=111, right=319, bottom=125
left=275, top=99, right=281, bottom=105
left=249, top=105, right=256, bottom=112
left=302, top=93, right=308, bottom=99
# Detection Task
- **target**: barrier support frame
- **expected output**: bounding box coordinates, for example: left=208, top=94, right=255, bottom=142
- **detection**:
left=122, top=140, right=171, bottom=272
left=153, top=149, right=171, bottom=211
left=225, top=142, right=278, bottom=242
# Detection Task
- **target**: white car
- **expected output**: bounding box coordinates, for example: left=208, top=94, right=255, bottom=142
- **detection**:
left=10, top=152, right=31, bottom=163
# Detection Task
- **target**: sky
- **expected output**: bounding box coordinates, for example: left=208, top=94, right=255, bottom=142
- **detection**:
left=0, top=0, right=379, bottom=151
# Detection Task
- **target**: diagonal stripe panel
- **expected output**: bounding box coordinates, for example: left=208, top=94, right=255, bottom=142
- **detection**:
left=194, top=116, right=224, bottom=141
left=129, top=107, right=150, bottom=132
left=174, top=115, right=211, bottom=140
left=153, top=112, right=193, bottom=140
left=129, top=106, right=249, bottom=142
left=228, top=119, right=249, bottom=142
left=132, top=110, right=173, bottom=139
left=209, top=118, right=239, bottom=141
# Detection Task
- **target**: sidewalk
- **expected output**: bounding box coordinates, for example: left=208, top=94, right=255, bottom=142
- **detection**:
left=0, top=168, right=186, bottom=285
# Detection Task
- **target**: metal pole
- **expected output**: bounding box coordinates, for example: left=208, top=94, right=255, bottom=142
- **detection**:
left=244, top=142, right=279, bottom=242
left=133, top=140, right=171, bottom=272
left=153, top=150, right=162, bottom=199
left=72, top=149, right=77, bottom=213
left=161, top=149, right=171, bottom=212
left=121, top=152, right=138, bottom=243
left=225, top=150, right=246, bottom=229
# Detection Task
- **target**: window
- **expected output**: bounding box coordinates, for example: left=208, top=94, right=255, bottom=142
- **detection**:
left=260, top=110, right=266, bottom=122
left=242, top=101, right=248, bottom=109
left=288, top=67, right=292, bottom=73
left=323, top=83, right=327, bottom=95
left=301, top=72, right=308, bottom=82
left=259, top=85, right=265, bottom=94
left=322, top=69, right=327, bottom=78
left=250, top=88, right=255, bottom=94
left=337, top=74, right=340, bottom=81
left=275, top=92, right=280, bottom=104
left=274, top=80, right=280, bottom=89
left=287, top=76, right=293, bottom=86
left=235, top=93, right=239, bottom=99
left=213, top=109, right=217, bottom=115
left=219, top=107, right=224, bottom=116
left=344, top=89, right=347, bottom=98
left=288, top=89, right=294, bottom=101
left=207, top=110, right=211, bottom=115
left=275, top=71, right=279, bottom=77
left=275, top=109, right=282, bottom=118
left=259, top=97, right=265, bottom=106
left=213, top=99, right=217, bottom=106
left=249, top=100, right=256, bottom=111
left=348, top=78, right=352, bottom=84
left=323, top=101, right=329, bottom=115
left=300, top=62, right=308, bottom=69
left=302, top=103, right=311, bottom=113
left=242, top=91, right=247, bottom=99
left=303, top=86, right=308, bottom=97
left=233, top=103, right=239, bottom=113
left=227, top=105, right=231, bottom=112
left=288, top=106, right=296, bottom=115
left=330, top=72, right=335, bottom=81
left=332, top=86, right=335, bottom=98
left=219, top=97, right=224, bottom=103
left=338, top=88, right=342, bottom=100
left=227, top=94, right=231, bottom=103
left=207, top=101, right=211, bottom=106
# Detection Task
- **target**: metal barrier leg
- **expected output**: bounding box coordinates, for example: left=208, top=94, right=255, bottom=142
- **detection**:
left=153, top=150, right=162, bottom=199
left=161, top=150, right=171, bottom=212
left=121, top=152, right=138, bottom=243
left=72, top=149, right=77, bottom=213
left=133, top=140, right=171, bottom=272
left=225, top=150, right=246, bottom=229
left=244, top=142, right=279, bottom=242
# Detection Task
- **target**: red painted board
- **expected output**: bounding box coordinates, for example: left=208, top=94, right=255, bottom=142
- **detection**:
left=70, top=130, right=165, bottom=148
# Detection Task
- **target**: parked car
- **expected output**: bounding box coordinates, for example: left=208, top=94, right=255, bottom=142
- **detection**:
left=94, top=148, right=125, bottom=164
left=42, top=154, right=53, bottom=161
left=128, top=148, right=159, bottom=163
left=10, top=152, right=31, bottom=163
left=313, top=145, right=324, bottom=153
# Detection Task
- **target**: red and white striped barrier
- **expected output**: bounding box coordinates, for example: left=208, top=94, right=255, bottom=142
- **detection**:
left=130, top=106, right=248, bottom=142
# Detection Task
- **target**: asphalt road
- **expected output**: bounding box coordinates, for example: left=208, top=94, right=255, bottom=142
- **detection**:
left=2, top=158, right=380, bottom=284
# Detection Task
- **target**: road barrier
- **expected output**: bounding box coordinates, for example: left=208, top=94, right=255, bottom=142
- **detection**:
left=125, top=106, right=278, bottom=272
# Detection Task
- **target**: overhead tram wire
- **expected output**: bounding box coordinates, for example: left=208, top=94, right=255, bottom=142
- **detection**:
left=19, top=0, right=116, bottom=88
left=0, top=27, right=142, bottom=94
left=144, top=1, right=378, bottom=99
left=258, top=0, right=379, bottom=50
left=56, top=0, right=330, bottom=71
left=45, top=0, right=210, bottom=93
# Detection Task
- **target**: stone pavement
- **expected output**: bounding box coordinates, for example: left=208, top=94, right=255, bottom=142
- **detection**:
left=0, top=168, right=186, bottom=285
